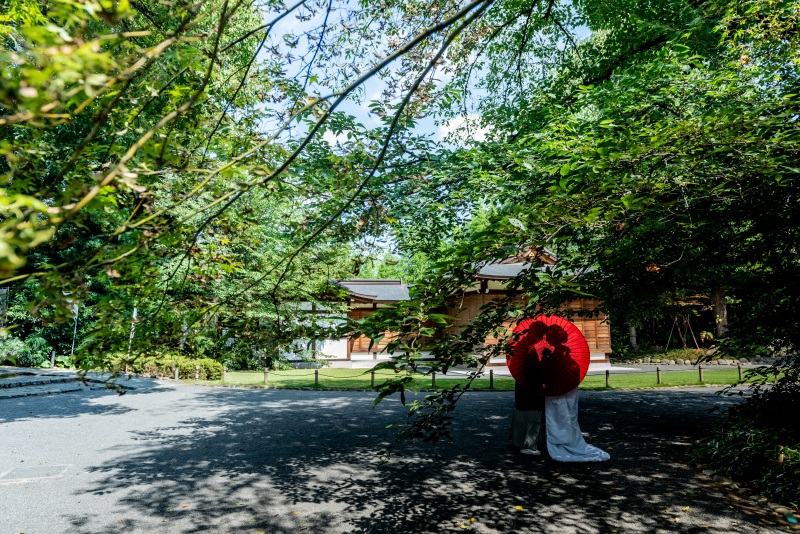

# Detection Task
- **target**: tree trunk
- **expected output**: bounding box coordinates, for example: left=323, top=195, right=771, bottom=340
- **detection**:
left=627, top=322, right=638, bottom=348
left=676, top=316, right=688, bottom=349
left=711, top=289, right=728, bottom=338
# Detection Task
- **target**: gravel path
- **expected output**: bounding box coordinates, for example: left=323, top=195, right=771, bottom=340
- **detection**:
left=0, top=382, right=794, bottom=533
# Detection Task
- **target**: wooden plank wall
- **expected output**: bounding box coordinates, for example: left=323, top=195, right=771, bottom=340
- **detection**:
left=446, top=294, right=526, bottom=347
left=347, top=309, right=398, bottom=353
left=347, top=297, right=611, bottom=354
left=447, top=295, right=611, bottom=352
left=561, top=299, right=611, bottom=352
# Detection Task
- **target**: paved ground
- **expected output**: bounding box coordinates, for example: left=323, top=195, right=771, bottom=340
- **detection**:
left=0, top=378, right=794, bottom=534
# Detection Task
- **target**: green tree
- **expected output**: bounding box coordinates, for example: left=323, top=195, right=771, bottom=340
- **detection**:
left=356, top=0, right=800, bottom=497
left=2, top=0, right=799, bottom=500
left=0, top=0, right=496, bottom=369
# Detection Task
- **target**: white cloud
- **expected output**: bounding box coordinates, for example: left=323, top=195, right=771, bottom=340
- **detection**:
left=322, top=130, right=348, bottom=146
left=438, top=113, right=490, bottom=143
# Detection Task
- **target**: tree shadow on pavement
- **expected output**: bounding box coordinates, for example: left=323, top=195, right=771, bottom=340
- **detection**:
left=0, top=377, right=174, bottom=424
left=65, top=387, right=786, bottom=533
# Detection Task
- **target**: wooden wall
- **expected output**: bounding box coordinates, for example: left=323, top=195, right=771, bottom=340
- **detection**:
left=347, top=296, right=611, bottom=356
left=446, top=294, right=611, bottom=353
left=560, top=298, right=611, bottom=353
left=347, top=309, right=397, bottom=353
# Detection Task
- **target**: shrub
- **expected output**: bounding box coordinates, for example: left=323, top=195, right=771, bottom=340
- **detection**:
left=54, top=355, right=72, bottom=368
left=693, top=371, right=800, bottom=507
left=21, top=335, right=52, bottom=367
left=172, top=357, right=223, bottom=380
left=121, top=354, right=223, bottom=380
left=694, top=418, right=799, bottom=507
left=0, top=336, right=25, bottom=365
left=106, top=351, right=168, bottom=374
left=1, top=335, right=53, bottom=368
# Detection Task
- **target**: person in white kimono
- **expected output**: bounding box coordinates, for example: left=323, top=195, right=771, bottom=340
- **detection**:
left=544, top=386, right=610, bottom=462
left=542, top=337, right=610, bottom=462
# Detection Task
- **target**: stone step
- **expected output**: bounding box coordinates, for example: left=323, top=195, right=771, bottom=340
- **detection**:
left=0, top=381, right=103, bottom=399
left=0, top=375, right=79, bottom=389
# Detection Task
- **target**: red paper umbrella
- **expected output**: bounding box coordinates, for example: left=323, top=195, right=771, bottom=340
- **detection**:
left=506, top=315, right=591, bottom=397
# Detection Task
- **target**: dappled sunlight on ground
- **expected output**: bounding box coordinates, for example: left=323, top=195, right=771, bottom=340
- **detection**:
left=0, top=385, right=791, bottom=533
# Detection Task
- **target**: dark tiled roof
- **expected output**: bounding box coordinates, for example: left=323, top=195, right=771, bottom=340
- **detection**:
left=477, top=263, right=531, bottom=279
left=337, top=260, right=545, bottom=301
left=335, top=279, right=410, bottom=303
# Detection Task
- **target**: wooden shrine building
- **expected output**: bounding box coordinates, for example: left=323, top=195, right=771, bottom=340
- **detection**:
left=324, top=253, right=612, bottom=368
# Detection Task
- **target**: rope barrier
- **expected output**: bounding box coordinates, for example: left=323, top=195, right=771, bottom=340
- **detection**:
left=217, top=366, right=754, bottom=389
left=225, top=367, right=748, bottom=378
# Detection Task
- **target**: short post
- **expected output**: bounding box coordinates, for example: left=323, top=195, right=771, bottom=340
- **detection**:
left=777, top=445, right=785, bottom=464
left=194, top=365, right=199, bottom=380
left=174, top=366, right=179, bottom=380
left=605, top=370, right=610, bottom=388
left=698, top=364, right=704, bottom=382
left=489, top=369, right=494, bottom=389
left=50, top=350, right=56, bottom=369
left=656, top=366, right=662, bottom=384
left=124, top=363, right=129, bottom=374
left=431, top=372, right=436, bottom=388
left=373, top=351, right=377, bottom=360
left=223, top=365, right=227, bottom=382
left=263, top=368, right=268, bottom=384
left=737, top=363, right=743, bottom=381
left=315, top=369, right=319, bottom=386
left=371, top=372, right=375, bottom=388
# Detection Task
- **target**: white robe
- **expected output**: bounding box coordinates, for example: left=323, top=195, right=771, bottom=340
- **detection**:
left=545, top=387, right=610, bottom=462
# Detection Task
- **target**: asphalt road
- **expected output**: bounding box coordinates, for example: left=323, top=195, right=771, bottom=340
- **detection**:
left=0, top=381, right=791, bottom=533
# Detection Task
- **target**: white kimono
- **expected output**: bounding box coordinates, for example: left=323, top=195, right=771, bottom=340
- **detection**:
left=545, top=387, right=610, bottom=462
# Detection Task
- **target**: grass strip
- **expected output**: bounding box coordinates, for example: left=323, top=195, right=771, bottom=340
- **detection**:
left=190, top=368, right=766, bottom=391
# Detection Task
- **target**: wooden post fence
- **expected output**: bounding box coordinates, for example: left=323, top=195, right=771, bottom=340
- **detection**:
left=656, top=366, right=662, bottom=384
left=431, top=372, right=436, bottom=388
left=223, top=365, right=227, bottom=382
left=194, top=365, right=199, bottom=380
left=489, top=369, right=494, bottom=389
left=698, top=365, right=704, bottom=382
left=315, top=369, right=319, bottom=386
left=174, top=367, right=179, bottom=381
left=263, top=368, right=268, bottom=384
left=371, top=372, right=375, bottom=388
left=738, top=363, right=743, bottom=381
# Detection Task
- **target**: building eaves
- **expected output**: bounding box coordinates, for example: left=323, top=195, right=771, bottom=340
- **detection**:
left=334, top=279, right=410, bottom=303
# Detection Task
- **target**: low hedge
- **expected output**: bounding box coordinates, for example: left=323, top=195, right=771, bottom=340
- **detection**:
left=107, top=352, right=223, bottom=380
left=170, top=357, right=223, bottom=380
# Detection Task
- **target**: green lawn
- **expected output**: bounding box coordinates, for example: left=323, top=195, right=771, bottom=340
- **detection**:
left=580, top=369, right=754, bottom=389
left=190, top=367, right=764, bottom=391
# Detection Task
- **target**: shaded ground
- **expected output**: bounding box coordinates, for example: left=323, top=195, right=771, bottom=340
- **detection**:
left=0, top=383, right=791, bottom=533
